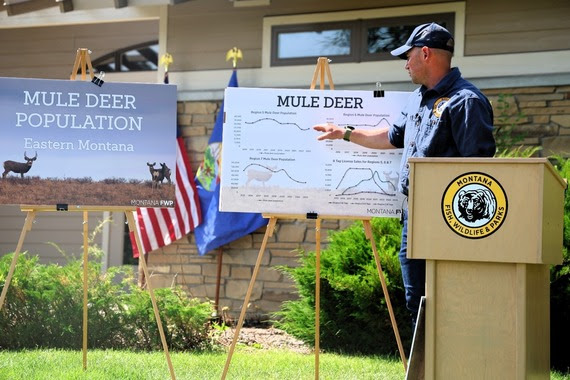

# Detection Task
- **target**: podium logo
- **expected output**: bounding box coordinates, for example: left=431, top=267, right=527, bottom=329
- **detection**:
left=441, top=172, right=507, bottom=239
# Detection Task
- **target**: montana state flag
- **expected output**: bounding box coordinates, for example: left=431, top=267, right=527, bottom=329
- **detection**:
left=193, top=70, right=267, bottom=255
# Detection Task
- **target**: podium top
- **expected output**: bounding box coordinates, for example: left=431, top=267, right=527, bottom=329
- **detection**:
left=407, top=157, right=565, bottom=264
left=408, top=157, right=567, bottom=189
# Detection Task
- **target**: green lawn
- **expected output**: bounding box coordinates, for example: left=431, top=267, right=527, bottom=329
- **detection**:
left=0, top=348, right=405, bottom=380
left=1, top=349, right=568, bottom=380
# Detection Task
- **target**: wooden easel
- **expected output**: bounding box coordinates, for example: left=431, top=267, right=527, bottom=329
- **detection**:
left=0, top=206, right=175, bottom=379
left=221, top=57, right=407, bottom=380
left=70, top=48, right=95, bottom=81
left=0, top=49, right=176, bottom=380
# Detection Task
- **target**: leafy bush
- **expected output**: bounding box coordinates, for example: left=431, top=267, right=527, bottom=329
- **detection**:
left=0, top=252, right=215, bottom=351
left=492, top=94, right=542, bottom=158
left=273, top=218, right=412, bottom=356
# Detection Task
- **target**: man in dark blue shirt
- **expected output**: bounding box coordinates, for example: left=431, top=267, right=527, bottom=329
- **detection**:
left=314, top=22, right=496, bottom=326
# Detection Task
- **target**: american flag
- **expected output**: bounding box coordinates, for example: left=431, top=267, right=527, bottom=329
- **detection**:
left=131, top=136, right=202, bottom=257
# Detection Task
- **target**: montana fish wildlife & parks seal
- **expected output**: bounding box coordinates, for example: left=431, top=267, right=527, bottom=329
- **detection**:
left=441, top=172, right=507, bottom=239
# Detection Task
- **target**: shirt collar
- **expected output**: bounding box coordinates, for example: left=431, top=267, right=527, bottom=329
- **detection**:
left=420, top=67, right=461, bottom=96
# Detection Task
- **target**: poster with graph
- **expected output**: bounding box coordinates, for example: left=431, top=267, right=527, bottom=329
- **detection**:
left=219, top=87, right=410, bottom=218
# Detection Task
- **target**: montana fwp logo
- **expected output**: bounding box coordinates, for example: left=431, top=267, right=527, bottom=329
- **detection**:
left=441, top=172, right=507, bottom=239
left=433, top=97, right=450, bottom=118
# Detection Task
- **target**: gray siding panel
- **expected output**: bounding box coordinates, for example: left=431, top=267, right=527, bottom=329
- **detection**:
left=167, top=0, right=570, bottom=70
left=166, top=0, right=445, bottom=71
left=2, top=1, right=568, bottom=75
left=0, top=20, right=158, bottom=79
left=0, top=206, right=105, bottom=265
left=465, top=0, right=570, bottom=55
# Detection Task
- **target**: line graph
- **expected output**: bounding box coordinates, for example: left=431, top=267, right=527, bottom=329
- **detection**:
left=220, top=87, right=410, bottom=217
left=244, top=118, right=310, bottom=131
left=233, top=115, right=314, bottom=152
left=335, top=167, right=398, bottom=196
left=243, top=163, right=307, bottom=186
left=337, top=117, right=392, bottom=129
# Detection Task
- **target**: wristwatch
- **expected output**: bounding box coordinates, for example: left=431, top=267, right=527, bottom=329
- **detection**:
left=343, top=126, right=354, bottom=142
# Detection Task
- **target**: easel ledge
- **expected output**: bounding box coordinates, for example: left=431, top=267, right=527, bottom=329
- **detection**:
left=20, top=204, right=136, bottom=212
left=263, top=212, right=371, bottom=220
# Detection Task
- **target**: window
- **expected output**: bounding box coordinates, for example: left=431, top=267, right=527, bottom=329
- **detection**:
left=92, top=40, right=159, bottom=73
left=270, top=13, right=454, bottom=66
left=272, top=21, right=358, bottom=66
left=123, top=223, right=138, bottom=265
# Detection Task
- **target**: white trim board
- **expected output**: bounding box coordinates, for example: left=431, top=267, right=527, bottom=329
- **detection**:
left=0, top=4, right=160, bottom=28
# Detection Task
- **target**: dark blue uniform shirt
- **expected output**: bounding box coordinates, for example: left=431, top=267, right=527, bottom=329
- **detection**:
left=388, top=67, right=496, bottom=196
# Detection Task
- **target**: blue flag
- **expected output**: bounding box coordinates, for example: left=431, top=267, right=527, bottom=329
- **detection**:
left=193, top=70, right=267, bottom=255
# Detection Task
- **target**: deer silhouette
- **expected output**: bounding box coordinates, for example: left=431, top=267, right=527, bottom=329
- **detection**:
left=3, top=152, right=37, bottom=179
left=160, top=163, right=172, bottom=185
left=147, top=162, right=172, bottom=189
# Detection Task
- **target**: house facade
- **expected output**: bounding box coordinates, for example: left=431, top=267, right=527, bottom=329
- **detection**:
left=1, top=0, right=569, bottom=319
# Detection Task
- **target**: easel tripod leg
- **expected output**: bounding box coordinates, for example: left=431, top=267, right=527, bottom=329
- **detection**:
left=314, top=218, right=321, bottom=380
left=82, top=211, right=89, bottom=370
left=221, top=217, right=277, bottom=380
left=0, top=211, right=36, bottom=310
left=362, top=220, right=408, bottom=371
left=125, top=212, right=176, bottom=380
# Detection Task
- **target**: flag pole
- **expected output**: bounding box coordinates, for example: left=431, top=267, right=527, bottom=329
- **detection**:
left=211, top=47, right=242, bottom=319
left=208, top=48, right=242, bottom=318
left=214, top=247, right=223, bottom=316
left=137, top=52, right=174, bottom=288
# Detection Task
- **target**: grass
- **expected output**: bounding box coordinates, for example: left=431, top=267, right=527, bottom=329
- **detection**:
left=0, top=348, right=568, bottom=379
left=0, top=348, right=404, bottom=380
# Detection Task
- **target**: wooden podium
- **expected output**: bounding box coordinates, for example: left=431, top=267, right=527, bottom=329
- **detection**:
left=407, top=157, right=565, bottom=379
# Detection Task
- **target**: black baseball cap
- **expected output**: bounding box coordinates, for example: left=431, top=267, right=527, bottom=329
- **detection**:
left=390, top=22, right=454, bottom=59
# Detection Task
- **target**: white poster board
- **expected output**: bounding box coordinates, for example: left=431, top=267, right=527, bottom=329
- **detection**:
left=220, top=87, right=410, bottom=218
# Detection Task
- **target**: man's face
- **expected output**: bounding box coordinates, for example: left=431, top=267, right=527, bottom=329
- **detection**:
left=404, top=47, right=426, bottom=85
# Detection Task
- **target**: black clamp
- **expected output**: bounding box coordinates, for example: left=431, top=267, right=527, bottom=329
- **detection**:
left=92, top=71, right=105, bottom=87
left=374, top=81, right=384, bottom=98
left=56, top=203, right=69, bottom=211
left=306, top=212, right=318, bottom=220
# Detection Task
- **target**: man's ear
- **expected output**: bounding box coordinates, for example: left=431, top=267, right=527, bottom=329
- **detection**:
left=421, top=46, right=430, bottom=60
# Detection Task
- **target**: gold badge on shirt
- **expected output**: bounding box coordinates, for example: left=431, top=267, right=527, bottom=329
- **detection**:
left=433, top=97, right=450, bottom=118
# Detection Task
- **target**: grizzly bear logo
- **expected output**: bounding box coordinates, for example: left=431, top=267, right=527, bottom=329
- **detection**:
left=456, top=188, right=496, bottom=223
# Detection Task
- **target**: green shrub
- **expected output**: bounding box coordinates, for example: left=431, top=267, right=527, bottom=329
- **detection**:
left=492, top=94, right=542, bottom=158
left=273, top=218, right=412, bottom=356
left=0, top=251, right=215, bottom=351
left=493, top=94, right=525, bottom=151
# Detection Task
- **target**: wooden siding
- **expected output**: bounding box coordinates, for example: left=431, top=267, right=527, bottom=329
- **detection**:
left=465, top=0, right=570, bottom=55
left=0, top=20, right=158, bottom=79
left=0, top=206, right=105, bottom=265
left=166, top=0, right=570, bottom=70
left=0, top=0, right=568, bottom=75
left=167, top=0, right=449, bottom=71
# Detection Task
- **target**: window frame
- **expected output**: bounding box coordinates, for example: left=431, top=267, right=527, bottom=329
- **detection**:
left=270, top=20, right=360, bottom=67
left=360, top=13, right=455, bottom=62
left=262, top=2, right=465, bottom=69
left=92, top=40, right=159, bottom=73
left=270, top=13, right=455, bottom=67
